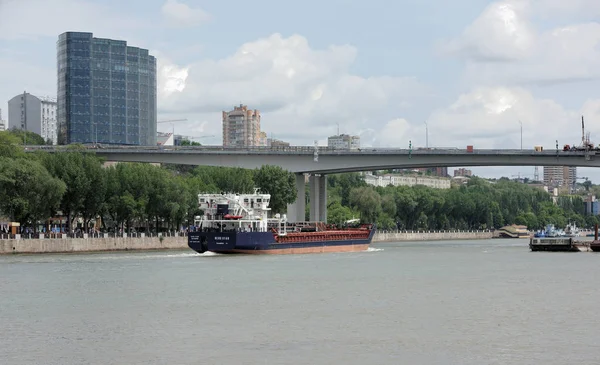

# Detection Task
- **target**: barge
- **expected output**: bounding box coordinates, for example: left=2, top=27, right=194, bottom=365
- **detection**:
left=188, top=189, right=375, bottom=255
left=530, top=224, right=597, bottom=252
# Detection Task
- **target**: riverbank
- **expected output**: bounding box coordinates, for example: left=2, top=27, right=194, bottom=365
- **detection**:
left=0, top=230, right=496, bottom=254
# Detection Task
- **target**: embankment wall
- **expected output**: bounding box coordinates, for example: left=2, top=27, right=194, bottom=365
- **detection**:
left=0, top=231, right=494, bottom=254
left=373, top=230, right=493, bottom=243
left=0, top=236, right=187, bottom=254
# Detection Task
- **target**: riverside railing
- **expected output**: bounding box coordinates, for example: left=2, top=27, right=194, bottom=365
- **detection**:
left=0, top=231, right=189, bottom=240
left=0, top=229, right=494, bottom=240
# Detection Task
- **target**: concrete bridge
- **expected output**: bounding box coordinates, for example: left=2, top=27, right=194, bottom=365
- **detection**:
left=27, top=145, right=600, bottom=222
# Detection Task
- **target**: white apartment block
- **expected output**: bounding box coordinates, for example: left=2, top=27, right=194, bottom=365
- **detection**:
left=0, top=108, right=6, bottom=131
left=364, top=173, right=451, bottom=189
left=328, top=134, right=360, bottom=149
left=7, top=91, right=57, bottom=144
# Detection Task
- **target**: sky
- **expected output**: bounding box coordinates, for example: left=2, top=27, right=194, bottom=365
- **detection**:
left=1, top=0, right=600, bottom=181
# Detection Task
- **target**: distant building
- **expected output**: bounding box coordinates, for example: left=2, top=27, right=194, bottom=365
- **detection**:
left=267, top=138, right=290, bottom=147
left=364, top=173, right=451, bottom=189
left=454, top=168, right=472, bottom=177
left=259, top=131, right=268, bottom=147
left=543, top=166, right=576, bottom=191
left=222, top=104, right=262, bottom=147
left=0, top=108, right=6, bottom=131
left=584, top=195, right=599, bottom=215
left=7, top=91, right=57, bottom=144
left=157, top=132, right=174, bottom=146
left=416, top=167, right=448, bottom=177
left=328, top=134, right=360, bottom=149
left=57, top=32, right=157, bottom=145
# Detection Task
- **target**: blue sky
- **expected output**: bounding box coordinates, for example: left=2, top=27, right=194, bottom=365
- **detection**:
left=1, top=0, right=600, bottom=181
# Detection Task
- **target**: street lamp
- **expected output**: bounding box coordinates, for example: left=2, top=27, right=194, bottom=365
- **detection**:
left=425, top=121, right=429, bottom=148
left=518, top=120, right=522, bottom=150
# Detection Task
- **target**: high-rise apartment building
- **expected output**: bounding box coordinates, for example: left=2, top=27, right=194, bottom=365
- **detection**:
left=543, top=166, right=577, bottom=188
left=57, top=32, right=157, bottom=145
left=327, top=134, right=360, bottom=149
left=7, top=92, right=57, bottom=144
left=222, top=104, right=261, bottom=147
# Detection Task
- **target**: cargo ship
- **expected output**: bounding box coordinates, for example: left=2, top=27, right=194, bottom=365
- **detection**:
left=188, top=189, right=375, bottom=254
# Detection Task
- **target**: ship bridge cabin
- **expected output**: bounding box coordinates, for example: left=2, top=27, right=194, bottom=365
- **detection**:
left=194, top=189, right=283, bottom=233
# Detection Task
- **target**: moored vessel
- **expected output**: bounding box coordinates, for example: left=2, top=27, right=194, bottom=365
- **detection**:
left=188, top=189, right=375, bottom=255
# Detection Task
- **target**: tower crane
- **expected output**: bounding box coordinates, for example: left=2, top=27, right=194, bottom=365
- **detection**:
left=157, top=118, right=188, bottom=135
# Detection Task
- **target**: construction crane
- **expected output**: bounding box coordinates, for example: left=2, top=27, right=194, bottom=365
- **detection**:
left=157, top=118, right=188, bottom=135
left=176, top=135, right=216, bottom=146
left=511, top=173, right=536, bottom=180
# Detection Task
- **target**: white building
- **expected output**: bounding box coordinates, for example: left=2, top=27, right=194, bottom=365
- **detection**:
left=364, top=173, right=451, bottom=189
left=157, top=132, right=174, bottom=146
left=0, top=109, right=6, bottom=131
left=7, top=92, right=57, bottom=144
left=328, top=134, right=360, bottom=149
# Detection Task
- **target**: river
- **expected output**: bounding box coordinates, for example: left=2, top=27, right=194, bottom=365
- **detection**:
left=1, top=239, right=599, bottom=364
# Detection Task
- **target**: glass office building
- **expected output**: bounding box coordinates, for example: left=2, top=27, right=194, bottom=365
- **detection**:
left=57, top=32, right=157, bottom=145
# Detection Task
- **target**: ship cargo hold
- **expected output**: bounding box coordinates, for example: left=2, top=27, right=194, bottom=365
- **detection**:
left=188, top=189, right=375, bottom=255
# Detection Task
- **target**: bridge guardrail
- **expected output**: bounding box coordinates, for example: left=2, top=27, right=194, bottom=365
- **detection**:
left=23, top=144, right=595, bottom=156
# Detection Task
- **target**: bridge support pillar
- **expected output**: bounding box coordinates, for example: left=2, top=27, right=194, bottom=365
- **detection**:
left=286, top=173, right=306, bottom=222
left=318, top=175, right=327, bottom=223
left=309, top=175, right=320, bottom=221
left=309, top=174, right=327, bottom=222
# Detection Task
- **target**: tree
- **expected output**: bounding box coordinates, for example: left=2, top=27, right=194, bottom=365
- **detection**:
left=0, top=157, right=65, bottom=228
left=0, top=131, right=25, bottom=158
left=7, top=128, right=46, bottom=145
left=43, top=152, right=92, bottom=232
left=348, top=186, right=381, bottom=223
left=80, top=154, right=107, bottom=230
left=253, top=165, right=297, bottom=214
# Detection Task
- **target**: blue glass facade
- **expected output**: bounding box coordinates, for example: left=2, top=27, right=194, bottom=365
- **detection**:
left=57, top=32, right=156, bottom=145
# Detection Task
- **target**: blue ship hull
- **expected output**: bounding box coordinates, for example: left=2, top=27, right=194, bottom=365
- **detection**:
left=188, top=229, right=375, bottom=255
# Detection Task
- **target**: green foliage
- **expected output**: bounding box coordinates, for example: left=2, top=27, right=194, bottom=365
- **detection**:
left=0, top=157, right=65, bottom=224
left=7, top=128, right=46, bottom=145
left=326, top=173, right=591, bottom=230
left=253, top=165, right=297, bottom=214
left=0, top=131, right=25, bottom=158
left=179, top=140, right=201, bottom=146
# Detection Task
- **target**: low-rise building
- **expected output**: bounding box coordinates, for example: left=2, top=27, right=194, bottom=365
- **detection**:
left=454, top=168, right=472, bottom=177
left=328, top=134, right=360, bottom=149
left=267, top=138, right=290, bottom=147
left=364, top=173, right=451, bottom=189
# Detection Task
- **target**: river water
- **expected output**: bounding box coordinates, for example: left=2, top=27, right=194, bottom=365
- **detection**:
left=1, top=239, right=599, bottom=365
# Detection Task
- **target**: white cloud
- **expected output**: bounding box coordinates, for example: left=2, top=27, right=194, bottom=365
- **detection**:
left=443, top=0, right=600, bottom=85
left=0, top=0, right=147, bottom=40
left=425, top=86, right=600, bottom=150
left=157, top=33, right=427, bottom=145
left=161, top=0, right=211, bottom=28
left=443, top=0, right=535, bottom=62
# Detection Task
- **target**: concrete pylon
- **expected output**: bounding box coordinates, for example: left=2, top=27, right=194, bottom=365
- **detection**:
left=286, top=173, right=306, bottom=222
left=318, top=175, right=327, bottom=223
left=309, top=175, right=320, bottom=221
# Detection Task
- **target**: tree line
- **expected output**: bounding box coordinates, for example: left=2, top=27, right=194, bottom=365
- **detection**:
left=326, top=173, right=594, bottom=230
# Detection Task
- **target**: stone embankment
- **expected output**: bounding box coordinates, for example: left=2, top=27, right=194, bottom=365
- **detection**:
left=373, top=230, right=494, bottom=243
left=0, top=236, right=187, bottom=255
left=0, top=230, right=494, bottom=254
